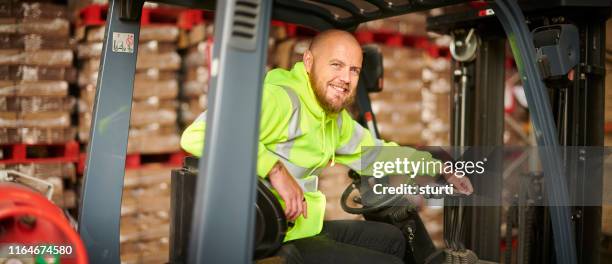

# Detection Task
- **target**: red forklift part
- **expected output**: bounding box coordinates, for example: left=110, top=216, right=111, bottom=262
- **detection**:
left=0, top=183, right=88, bottom=264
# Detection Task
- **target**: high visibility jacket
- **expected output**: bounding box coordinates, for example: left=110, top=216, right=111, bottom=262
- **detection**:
left=180, top=62, right=439, bottom=242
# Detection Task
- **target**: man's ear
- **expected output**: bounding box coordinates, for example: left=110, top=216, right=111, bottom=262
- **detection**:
left=303, top=50, right=313, bottom=74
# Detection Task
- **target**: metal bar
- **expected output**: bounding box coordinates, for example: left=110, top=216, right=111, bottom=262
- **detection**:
left=77, top=0, right=142, bottom=263
left=468, top=37, right=505, bottom=261
left=492, top=1, right=577, bottom=263
left=188, top=0, right=272, bottom=263
left=566, top=16, right=606, bottom=264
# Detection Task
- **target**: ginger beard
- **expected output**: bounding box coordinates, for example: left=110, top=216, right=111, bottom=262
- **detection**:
left=309, top=64, right=357, bottom=114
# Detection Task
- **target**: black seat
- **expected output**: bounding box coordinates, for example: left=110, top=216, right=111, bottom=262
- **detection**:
left=169, top=156, right=287, bottom=263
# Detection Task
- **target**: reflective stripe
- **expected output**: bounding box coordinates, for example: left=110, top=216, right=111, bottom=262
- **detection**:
left=347, top=139, right=383, bottom=171
left=336, top=123, right=365, bottom=155
left=267, top=86, right=319, bottom=192
left=275, top=86, right=301, bottom=158
left=195, top=111, right=207, bottom=122
left=279, top=158, right=309, bottom=179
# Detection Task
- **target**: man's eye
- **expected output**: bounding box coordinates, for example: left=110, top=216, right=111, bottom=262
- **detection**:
left=351, top=69, right=360, bottom=75
left=331, top=63, right=341, bottom=68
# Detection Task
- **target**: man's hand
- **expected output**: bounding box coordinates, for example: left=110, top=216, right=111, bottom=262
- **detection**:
left=268, top=161, right=307, bottom=221
left=444, top=173, right=474, bottom=195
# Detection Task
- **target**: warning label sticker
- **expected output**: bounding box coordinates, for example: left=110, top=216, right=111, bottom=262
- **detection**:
left=112, top=32, right=134, bottom=53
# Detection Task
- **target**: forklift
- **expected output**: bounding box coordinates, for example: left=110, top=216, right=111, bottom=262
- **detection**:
left=78, top=0, right=611, bottom=263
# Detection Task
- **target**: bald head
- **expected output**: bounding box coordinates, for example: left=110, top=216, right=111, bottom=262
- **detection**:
left=308, top=29, right=362, bottom=55
left=303, top=30, right=363, bottom=113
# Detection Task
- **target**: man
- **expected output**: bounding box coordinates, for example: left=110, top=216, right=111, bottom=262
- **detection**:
left=181, top=30, right=473, bottom=263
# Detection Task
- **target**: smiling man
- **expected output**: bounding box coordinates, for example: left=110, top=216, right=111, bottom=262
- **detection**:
left=181, top=30, right=472, bottom=263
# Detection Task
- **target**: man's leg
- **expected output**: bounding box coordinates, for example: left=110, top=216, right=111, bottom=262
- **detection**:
left=287, top=235, right=403, bottom=264
left=321, top=220, right=406, bottom=260
left=274, top=220, right=405, bottom=264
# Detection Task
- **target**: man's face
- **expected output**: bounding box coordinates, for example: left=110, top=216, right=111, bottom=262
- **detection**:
left=307, top=40, right=362, bottom=114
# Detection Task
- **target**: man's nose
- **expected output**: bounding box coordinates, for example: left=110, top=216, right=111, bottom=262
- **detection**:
left=339, top=68, right=351, bottom=84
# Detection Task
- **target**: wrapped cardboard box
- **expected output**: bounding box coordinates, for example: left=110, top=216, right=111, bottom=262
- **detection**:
left=0, top=65, right=76, bottom=82
left=273, top=38, right=296, bottom=69
left=188, top=23, right=207, bottom=45
left=0, top=34, right=72, bottom=51
left=17, top=96, right=75, bottom=112
left=135, top=51, right=181, bottom=70
left=78, top=68, right=178, bottom=87
left=77, top=41, right=178, bottom=59
left=2, top=1, right=68, bottom=19
left=0, top=49, right=73, bottom=66
left=130, top=109, right=176, bottom=127
left=5, top=162, right=76, bottom=180
left=378, top=121, right=423, bottom=145
left=182, top=80, right=207, bottom=97
left=124, top=165, right=172, bottom=189
left=18, top=18, right=70, bottom=37
left=0, top=96, right=19, bottom=111
left=135, top=69, right=177, bottom=82
left=184, top=66, right=209, bottom=82
left=0, top=18, right=17, bottom=33
left=0, top=80, right=69, bottom=97
left=19, top=111, right=71, bottom=128
left=184, top=42, right=212, bottom=67
left=121, top=196, right=138, bottom=216
left=128, top=124, right=178, bottom=138
left=131, top=98, right=177, bottom=112
left=0, top=127, right=19, bottom=144
left=79, top=79, right=177, bottom=108
left=79, top=97, right=177, bottom=114
left=19, top=127, right=76, bottom=144
left=127, top=134, right=181, bottom=154
left=79, top=112, right=177, bottom=139
left=86, top=25, right=179, bottom=43
left=357, top=13, right=427, bottom=36
left=180, top=96, right=207, bottom=124
left=120, top=215, right=141, bottom=243
left=133, top=79, right=178, bottom=100
left=0, top=111, right=18, bottom=127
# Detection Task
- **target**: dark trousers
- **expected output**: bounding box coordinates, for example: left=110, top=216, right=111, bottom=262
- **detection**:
left=275, top=220, right=406, bottom=264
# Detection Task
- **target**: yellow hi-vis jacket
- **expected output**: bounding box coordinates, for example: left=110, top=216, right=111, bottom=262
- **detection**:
left=180, top=62, right=439, bottom=242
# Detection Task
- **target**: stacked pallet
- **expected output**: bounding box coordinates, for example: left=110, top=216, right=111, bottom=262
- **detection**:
left=357, top=12, right=428, bottom=36
left=179, top=20, right=287, bottom=126
left=179, top=22, right=213, bottom=125
left=0, top=1, right=78, bottom=209
left=421, top=55, right=451, bottom=146
left=370, top=45, right=425, bottom=145
left=0, top=1, right=76, bottom=145
left=120, top=164, right=174, bottom=263
left=76, top=23, right=182, bottom=154
left=75, top=4, right=192, bottom=263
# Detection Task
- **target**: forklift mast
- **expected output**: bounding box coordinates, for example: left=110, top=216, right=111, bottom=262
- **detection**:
left=78, top=0, right=610, bottom=263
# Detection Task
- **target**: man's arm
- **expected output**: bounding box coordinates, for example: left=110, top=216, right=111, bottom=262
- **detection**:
left=180, top=118, right=280, bottom=177
left=333, top=110, right=438, bottom=176
left=180, top=85, right=290, bottom=177
left=333, top=111, right=473, bottom=194
left=180, top=85, right=310, bottom=218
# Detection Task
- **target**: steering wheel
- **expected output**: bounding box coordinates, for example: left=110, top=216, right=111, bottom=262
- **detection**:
left=340, top=175, right=406, bottom=215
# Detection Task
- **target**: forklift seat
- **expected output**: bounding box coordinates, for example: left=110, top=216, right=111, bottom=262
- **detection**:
left=169, top=156, right=287, bottom=263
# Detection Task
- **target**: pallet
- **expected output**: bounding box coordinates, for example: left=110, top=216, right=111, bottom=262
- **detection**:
left=78, top=4, right=204, bottom=29
left=77, top=151, right=186, bottom=173
left=0, top=140, right=79, bottom=164
left=354, top=30, right=450, bottom=58
left=125, top=151, right=185, bottom=169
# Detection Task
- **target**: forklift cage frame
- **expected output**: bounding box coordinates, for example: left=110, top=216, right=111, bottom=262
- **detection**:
left=77, top=0, right=607, bottom=263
